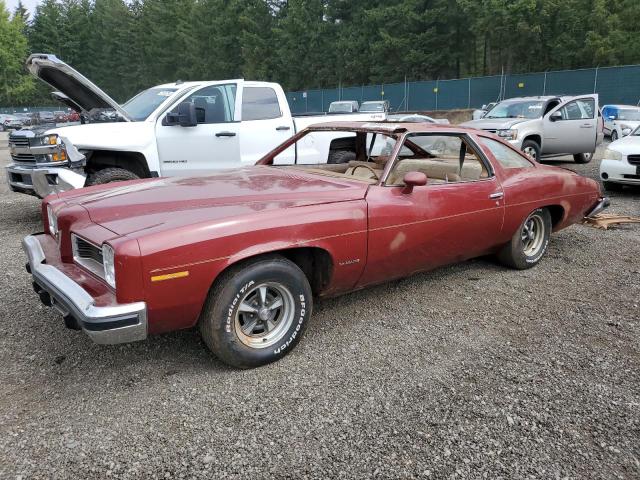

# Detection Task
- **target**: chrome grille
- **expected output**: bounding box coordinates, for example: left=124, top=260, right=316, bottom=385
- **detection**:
left=627, top=155, right=640, bottom=165
left=72, top=234, right=105, bottom=278
left=8, top=134, right=35, bottom=163
left=8, top=135, right=29, bottom=148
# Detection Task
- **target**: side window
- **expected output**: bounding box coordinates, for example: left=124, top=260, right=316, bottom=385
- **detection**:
left=386, top=135, right=490, bottom=186
left=178, top=84, right=236, bottom=124
left=242, top=87, right=282, bottom=121
left=481, top=137, right=533, bottom=169
left=544, top=100, right=560, bottom=115
left=558, top=98, right=595, bottom=120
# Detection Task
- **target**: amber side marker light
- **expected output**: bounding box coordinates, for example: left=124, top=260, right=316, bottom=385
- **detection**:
left=151, top=271, right=190, bottom=282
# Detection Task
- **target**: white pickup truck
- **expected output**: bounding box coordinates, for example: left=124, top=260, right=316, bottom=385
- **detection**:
left=6, top=54, right=385, bottom=198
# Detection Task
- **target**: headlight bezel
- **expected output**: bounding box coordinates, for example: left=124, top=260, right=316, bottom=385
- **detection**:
left=603, top=148, right=623, bottom=161
left=102, top=243, right=116, bottom=289
left=47, top=204, right=58, bottom=237
left=496, top=129, right=518, bottom=141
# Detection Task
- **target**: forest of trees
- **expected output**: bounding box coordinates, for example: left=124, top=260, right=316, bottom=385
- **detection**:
left=1, top=0, right=639, bottom=106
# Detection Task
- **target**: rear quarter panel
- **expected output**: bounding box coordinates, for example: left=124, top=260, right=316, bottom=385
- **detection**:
left=135, top=201, right=368, bottom=335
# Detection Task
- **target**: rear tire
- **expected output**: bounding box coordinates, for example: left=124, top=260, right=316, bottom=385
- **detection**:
left=199, top=255, right=313, bottom=369
left=498, top=208, right=552, bottom=270
left=610, top=130, right=618, bottom=142
left=603, top=181, right=623, bottom=192
left=521, top=140, right=541, bottom=162
left=85, top=167, right=140, bottom=186
left=573, top=152, right=593, bottom=164
left=328, top=150, right=356, bottom=164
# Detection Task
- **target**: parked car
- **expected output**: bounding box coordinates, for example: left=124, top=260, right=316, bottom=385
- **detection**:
left=600, top=125, right=640, bottom=191
left=461, top=95, right=602, bottom=163
left=53, top=110, right=68, bottom=123
left=4, top=115, right=24, bottom=130
left=39, top=111, right=56, bottom=124
left=6, top=54, right=387, bottom=198
left=472, top=102, right=497, bottom=120
left=67, top=110, right=80, bottom=122
left=360, top=100, right=390, bottom=113
left=23, top=121, right=608, bottom=368
left=0, top=114, right=12, bottom=131
left=328, top=101, right=359, bottom=113
left=15, top=113, right=32, bottom=126
left=601, top=104, right=640, bottom=142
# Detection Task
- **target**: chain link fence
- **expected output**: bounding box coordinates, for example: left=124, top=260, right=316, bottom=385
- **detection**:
left=286, top=65, right=640, bottom=114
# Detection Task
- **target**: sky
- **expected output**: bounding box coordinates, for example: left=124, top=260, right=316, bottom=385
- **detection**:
left=5, top=0, right=40, bottom=15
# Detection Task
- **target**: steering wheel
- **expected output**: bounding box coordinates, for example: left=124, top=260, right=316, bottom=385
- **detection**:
left=350, top=164, right=380, bottom=181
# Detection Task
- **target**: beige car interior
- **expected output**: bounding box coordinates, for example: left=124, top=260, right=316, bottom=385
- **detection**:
left=289, top=134, right=489, bottom=186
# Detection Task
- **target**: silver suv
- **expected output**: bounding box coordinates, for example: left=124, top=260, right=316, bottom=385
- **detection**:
left=462, top=95, right=602, bottom=163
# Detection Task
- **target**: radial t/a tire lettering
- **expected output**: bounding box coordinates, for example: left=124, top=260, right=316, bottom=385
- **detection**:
left=199, top=255, right=313, bottom=369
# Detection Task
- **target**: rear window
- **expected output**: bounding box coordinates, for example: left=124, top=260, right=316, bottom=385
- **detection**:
left=242, top=87, right=281, bottom=121
left=481, top=137, right=534, bottom=168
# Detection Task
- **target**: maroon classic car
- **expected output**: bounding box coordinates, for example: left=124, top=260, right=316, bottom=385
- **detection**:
left=23, top=122, right=608, bottom=368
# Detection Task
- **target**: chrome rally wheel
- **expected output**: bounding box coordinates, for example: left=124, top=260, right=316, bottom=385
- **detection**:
left=521, top=214, right=545, bottom=258
left=498, top=208, right=552, bottom=270
left=235, top=282, right=295, bottom=349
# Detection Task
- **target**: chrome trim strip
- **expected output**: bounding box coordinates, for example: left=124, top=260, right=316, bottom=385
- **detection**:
left=23, top=235, right=147, bottom=344
left=586, top=197, right=611, bottom=218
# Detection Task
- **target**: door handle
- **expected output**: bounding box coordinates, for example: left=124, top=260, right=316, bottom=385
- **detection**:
left=215, top=131, right=236, bottom=137
left=276, top=126, right=291, bottom=131
left=489, top=192, right=504, bottom=199
left=580, top=124, right=594, bottom=129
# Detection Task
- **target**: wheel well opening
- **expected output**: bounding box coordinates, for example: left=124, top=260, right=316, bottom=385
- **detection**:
left=546, top=205, right=565, bottom=228
left=278, top=247, right=334, bottom=296
left=523, top=135, right=541, bottom=147
left=85, top=151, right=151, bottom=178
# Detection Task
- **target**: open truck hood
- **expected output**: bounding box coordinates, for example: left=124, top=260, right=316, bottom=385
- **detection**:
left=26, top=54, right=131, bottom=121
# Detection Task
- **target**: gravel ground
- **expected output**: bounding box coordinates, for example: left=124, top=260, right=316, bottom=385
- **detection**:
left=0, top=133, right=638, bottom=479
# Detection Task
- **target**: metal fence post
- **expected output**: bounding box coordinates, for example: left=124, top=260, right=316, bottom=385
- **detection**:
left=593, top=66, right=599, bottom=94
left=468, top=77, right=471, bottom=108
left=543, top=71, right=547, bottom=95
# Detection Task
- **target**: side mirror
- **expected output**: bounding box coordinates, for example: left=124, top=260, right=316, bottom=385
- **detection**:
left=164, top=102, right=198, bottom=127
left=481, top=104, right=487, bottom=110
left=549, top=111, right=562, bottom=122
left=402, top=171, right=427, bottom=193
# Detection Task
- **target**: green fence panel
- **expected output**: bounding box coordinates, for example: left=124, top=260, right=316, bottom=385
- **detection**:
left=320, top=88, right=339, bottom=112
left=504, top=72, right=546, bottom=98
left=436, top=78, right=469, bottom=110
left=546, top=69, right=597, bottom=96
left=596, top=65, right=640, bottom=105
left=469, top=75, right=502, bottom=109
left=381, top=83, right=406, bottom=111
left=286, top=91, right=305, bottom=114
left=407, top=80, right=437, bottom=111
left=341, top=86, right=362, bottom=103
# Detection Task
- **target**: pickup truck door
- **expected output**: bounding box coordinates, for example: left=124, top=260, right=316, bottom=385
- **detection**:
left=542, top=94, right=599, bottom=155
left=155, top=83, right=241, bottom=176
left=238, top=84, right=296, bottom=165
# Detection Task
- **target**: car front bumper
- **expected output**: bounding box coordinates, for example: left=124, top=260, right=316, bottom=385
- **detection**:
left=23, top=234, right=147, bottom=344
left=600, top=158, right=640, bottom=185
left=6, top=164, right=86, bottom=198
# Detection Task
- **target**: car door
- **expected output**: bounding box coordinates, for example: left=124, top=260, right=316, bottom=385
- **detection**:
left=542, top=94, right=598, bottom=155
left=357, top=133, right=505, bottom=288
left=155, top=83, right=241, bottom=176
left=602, top=106, right=616, bottom=136
left=239, top=84, right=295, bottom=165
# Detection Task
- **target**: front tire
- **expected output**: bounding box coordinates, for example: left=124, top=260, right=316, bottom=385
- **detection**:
left=498, top=208, right=552, bottom=270
left=85, top=167, right=140, bottom=186
left=521, top=140, right=541, bottom=162
left=573, top=152, right=593, bottom=164
left=611, top=130, right=618, bottom=142
left=199, top=256, right=313, bottom=369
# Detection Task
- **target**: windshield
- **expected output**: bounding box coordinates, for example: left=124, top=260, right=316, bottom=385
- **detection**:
left=329, top=102, right=356, bottom=113
left=485, top=101, right=545, bottom=119
left=122, top=87, right=179, bottom=121
left=361, top=102, right=385, bottom=112
left=618, top=109, right=640, bottom=121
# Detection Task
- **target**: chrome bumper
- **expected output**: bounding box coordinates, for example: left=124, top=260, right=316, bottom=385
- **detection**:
left=6, top=164, right=86, bottom=198
left=23, top=235, right=147, bottom=344
left=586, top=197, right=611, bottom=218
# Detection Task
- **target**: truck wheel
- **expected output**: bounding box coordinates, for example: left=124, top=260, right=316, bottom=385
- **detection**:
left=498, top=208, right=551, bottom=270
left=521, top=140, right=540, bottom=162
left=199, top=255, right=313, bottom=369
left=328, top=150, right=356, bottom=164
left=85, top=167, right=140, bottom=186
left=603, top=181, right=623, bottom=192
left=610, top=130, right=618, bottom=142
left=573, top=152, right=593, bottom=164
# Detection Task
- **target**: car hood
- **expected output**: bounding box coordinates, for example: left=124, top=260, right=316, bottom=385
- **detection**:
left=608, top=134, right=640, bottom=154
left=57, top=167, right=369, bottom=236
left=26, top=53, right=130, bottom=121
left=616, top=121, right=640, bottom=131
left=460, top=118, right=531, bottom=130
